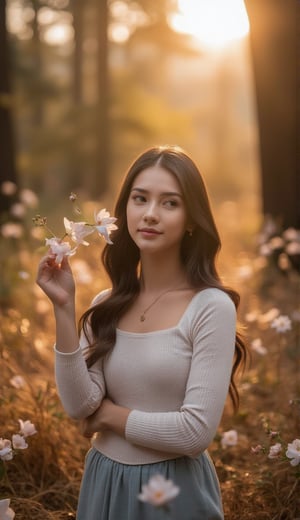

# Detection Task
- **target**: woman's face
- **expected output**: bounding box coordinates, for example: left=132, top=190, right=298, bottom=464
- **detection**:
left=126, top=165, right=188, bottom=256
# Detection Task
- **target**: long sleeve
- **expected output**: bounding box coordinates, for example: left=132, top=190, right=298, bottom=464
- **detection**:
left=54, top=291, right=109, bottom=419
left=124, top=291, right=236, bottom=457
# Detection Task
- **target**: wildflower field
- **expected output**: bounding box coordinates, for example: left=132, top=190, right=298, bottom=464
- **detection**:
left=1, top=191, right=299, bottom=519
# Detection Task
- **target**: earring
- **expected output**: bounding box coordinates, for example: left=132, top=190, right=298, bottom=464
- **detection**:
left=187, top=229, right=193, bottom=237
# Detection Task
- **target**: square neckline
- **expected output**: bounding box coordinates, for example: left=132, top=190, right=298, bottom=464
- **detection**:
left=116, top=288, right=213, bottom=336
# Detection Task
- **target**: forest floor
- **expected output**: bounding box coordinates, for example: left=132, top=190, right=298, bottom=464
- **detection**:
left=1, top=200, right=299, bottom=519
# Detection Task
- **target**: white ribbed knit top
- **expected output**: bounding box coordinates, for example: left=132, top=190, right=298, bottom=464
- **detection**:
left=54, top=288, right=236, bottom=465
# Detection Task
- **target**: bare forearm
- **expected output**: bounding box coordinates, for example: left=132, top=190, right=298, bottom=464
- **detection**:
left=104, top=403, right=130, bottom=437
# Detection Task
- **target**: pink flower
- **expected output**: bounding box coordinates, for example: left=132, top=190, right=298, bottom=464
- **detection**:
left=221, top=429, right=238, bottom=448
left=258, top=307, right=279, bottom=324
left=18, top=419, right=37, bottom=437
left=19, top=188, right=38, bottom=208
left=0, top=439, right=13, bottom=461
left=63, top=218, right=94, bottom=246
left=12, top=434, right=28, bottom=450
left=1, top=223, right=23, bottom=238
left=251, top=338, right=267, bottom=356
left=1, top=181, right=17, bottom=196
left=94, top=209, right=118, bottom=244
left=282, top=227, right=300, bottom=241
left=0, top=498, right=15, bottom=520
left=286, top=241, right=300, bottom=255
left=269, top=236, right=284, bottom=249
left=269, top=431, right=279, bottom=438
left=286, top=439, right=300, bottom=466
left=251, top=444, right=263, bottom=454
left=9, top=375, right=26, bottom=389
left=138, top=474, right=180, bottom=507
left=10, top=202, right=26, bottom=218
left=268, top=443, right=282, bottom=459
left=45, top=237, right=76, bottom=264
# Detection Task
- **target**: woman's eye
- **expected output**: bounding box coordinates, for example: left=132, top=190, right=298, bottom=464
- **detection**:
left=163, top=199, right=178, bottom=208
left=132, top=195, right=146, bottom=203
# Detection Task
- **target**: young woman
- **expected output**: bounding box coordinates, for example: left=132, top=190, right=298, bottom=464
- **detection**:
left=36, top=145, right=247, bottom=520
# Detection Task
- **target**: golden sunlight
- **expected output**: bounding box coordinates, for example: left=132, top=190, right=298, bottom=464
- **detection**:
left=170, top=0, right=249, bottom=50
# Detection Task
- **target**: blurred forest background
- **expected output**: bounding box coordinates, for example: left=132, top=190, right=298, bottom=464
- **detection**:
left=0, top=0, right=299, bottom=519
left=1, top=0, right=259, bottom=220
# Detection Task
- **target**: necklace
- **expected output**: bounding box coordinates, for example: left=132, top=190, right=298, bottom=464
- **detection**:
left=139, top=286, right=183, bottom=322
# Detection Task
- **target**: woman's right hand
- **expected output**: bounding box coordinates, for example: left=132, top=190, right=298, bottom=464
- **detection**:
left=36, top=254, right=75, bottom=307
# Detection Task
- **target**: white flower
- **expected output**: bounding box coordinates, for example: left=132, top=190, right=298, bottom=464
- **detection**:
left=221, top=429, right=238, bottom=448
left=18, top=271, right=30, bottom=280
left=250, top=338, right=267, bottom=356
left=18, top=419, right=37, bottom=437
left=268, top=443, right=282, bottom=459
left=258, top=307, right=280, bottom=324
left=63, top=218, right=94, bottom=246
left=94, top=209, right=118, bottom=244
left=12, top=434, right=28, bottom=450
left=1, top=223, right=23, bottom=238
left=286, top=439, right=300, bottom=466
left=236, top=265, right=253, bottom=280
left=0, top=439, right=13, bottom=461
left=9, top=375, right=26, bottom=389
left=282, top=227, right=300, bottom=241
left=19, top=188, right=38, bottom=208
left=244, top=311, right=258, bottom=323
left=45, top=237, right=77, bottom=264
left=69, top=192, right=77, bottom=202
left=285, top=241, right=300, bottom=255
left=269, top=236, right=284, bottom=249
left=259, top=243, right=272, bottom=256
left=1, top=181, right=17, bottom=196
left=271, top=315, right=292, bottom=333
left=138, top=474, right=180, bottom=507
left=0, top=498, right=15, bottom=520
left=10, top=202, right=26, bottom=218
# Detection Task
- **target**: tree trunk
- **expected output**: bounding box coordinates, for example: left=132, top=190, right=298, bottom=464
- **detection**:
left=95, top=0, right=109, bottom=197
left=0, top=0, right=18, bottom=215
left=245, top=0, right=300, bottom=229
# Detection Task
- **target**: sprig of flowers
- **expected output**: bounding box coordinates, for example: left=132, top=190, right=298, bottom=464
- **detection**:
left=0, top=419, right=37, bottom=463
left=33, top=194, right=118, bottom=264
left=251, top=415, right=300, bottom=471
left=257, top=216, right=300, bottom=274
left=1, top=419, right=37, bottom=518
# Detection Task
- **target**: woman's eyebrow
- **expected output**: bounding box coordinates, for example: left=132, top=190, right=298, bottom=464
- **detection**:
left=131, top=187, right=182, bottom=198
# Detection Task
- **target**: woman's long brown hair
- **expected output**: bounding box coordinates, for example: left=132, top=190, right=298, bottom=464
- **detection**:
left=79, top=145, right=248, bottom=411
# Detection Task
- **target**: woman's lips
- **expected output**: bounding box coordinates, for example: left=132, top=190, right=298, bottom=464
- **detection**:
left=138, top=228, right=162, bottom=236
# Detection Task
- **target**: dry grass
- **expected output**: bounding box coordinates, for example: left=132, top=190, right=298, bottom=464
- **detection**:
left=1, top=218, right=299, bottom=519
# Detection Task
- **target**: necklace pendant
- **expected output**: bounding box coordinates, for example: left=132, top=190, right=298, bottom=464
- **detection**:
left=140, top=314, right=146, bottom=322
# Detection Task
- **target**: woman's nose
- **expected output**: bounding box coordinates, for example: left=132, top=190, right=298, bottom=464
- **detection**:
left=143, top=201, right=159, bottom=222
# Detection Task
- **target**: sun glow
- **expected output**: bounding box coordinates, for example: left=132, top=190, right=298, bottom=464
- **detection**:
left=170, top=0, right=249, bottom=50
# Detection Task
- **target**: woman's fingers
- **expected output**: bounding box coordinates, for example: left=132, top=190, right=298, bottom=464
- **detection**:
left=36, top=253, right=75, bottom=306
left=79, top=419, right=94, bottom=438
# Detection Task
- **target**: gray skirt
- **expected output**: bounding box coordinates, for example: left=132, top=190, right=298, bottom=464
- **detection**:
left=76, top=448, right=224, bottom=520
